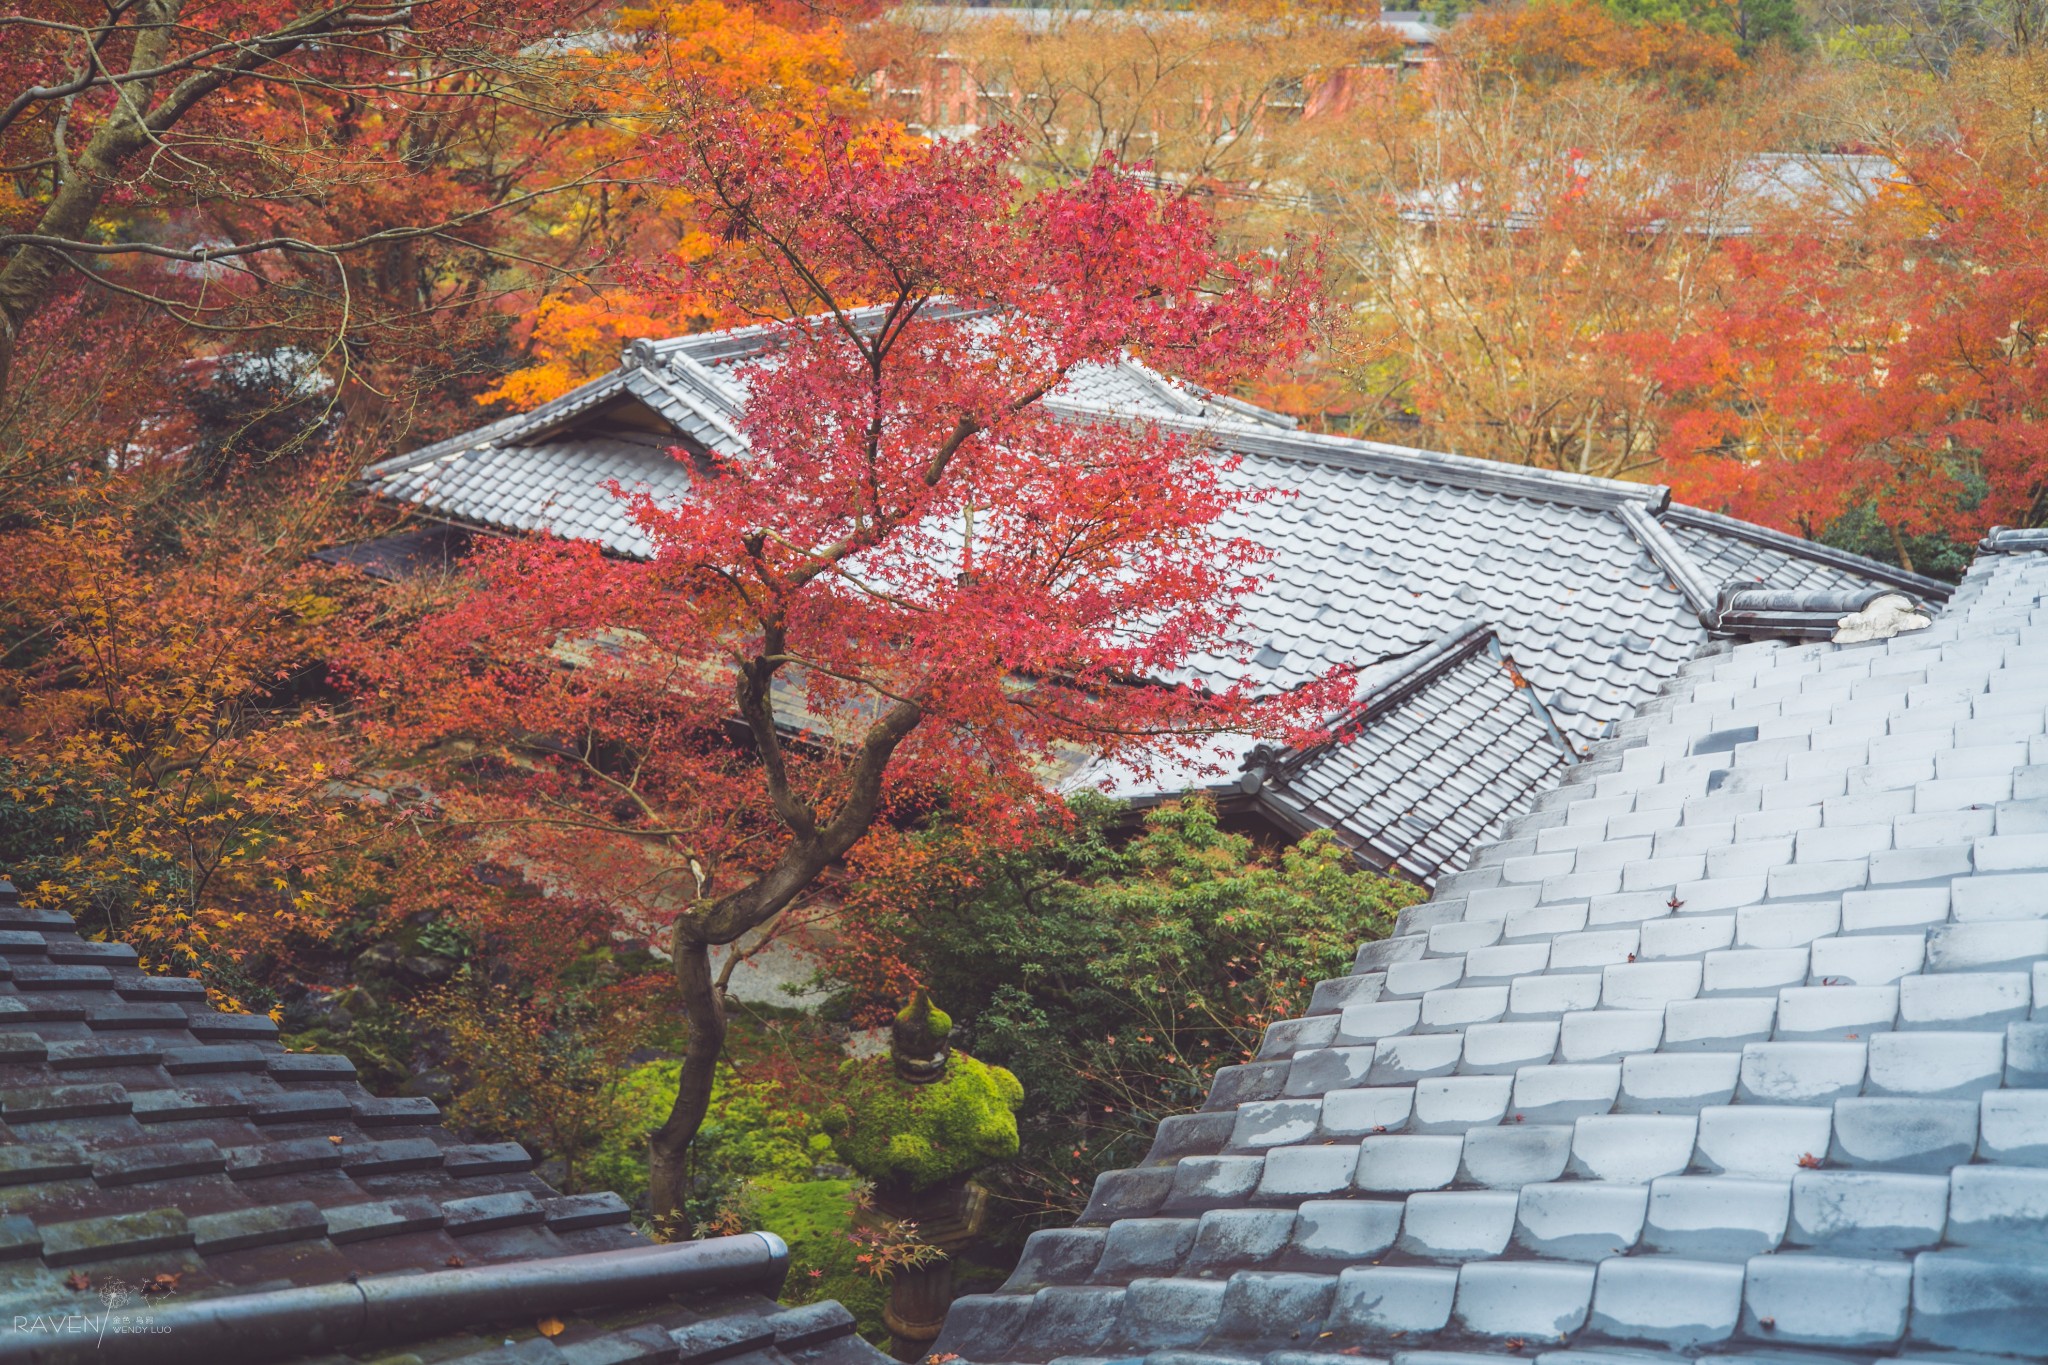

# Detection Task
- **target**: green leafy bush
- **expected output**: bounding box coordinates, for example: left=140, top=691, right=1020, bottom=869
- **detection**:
left=899, top=795, right=1422, bottom=1222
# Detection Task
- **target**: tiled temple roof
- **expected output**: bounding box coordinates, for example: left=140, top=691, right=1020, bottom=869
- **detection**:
left=351, top=313, right=1951, bottom=884
left=931, top=540, right=2048, bottom=1364
left=0, top=879, right=890, bottom=1365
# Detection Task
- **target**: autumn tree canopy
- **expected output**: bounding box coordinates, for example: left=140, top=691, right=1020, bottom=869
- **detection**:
left=0, top=0, right=606, bottom=405
left=347, top=107, right=1330, bottom=1216
left=1648, top=52, right=2048, bottom=568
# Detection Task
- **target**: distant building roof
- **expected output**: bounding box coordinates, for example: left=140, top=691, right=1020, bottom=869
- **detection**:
left=310, top=523, right=474, bottom=581
left=886, top=5, right=1443, bottom=47
left=1396, top=152, right=1906, bottom=236
left=932, top=534, right=2048, bottom=1364
left=0, top=879, right=888, bottom=1365
left=357, top=311, right=1947, bottom=885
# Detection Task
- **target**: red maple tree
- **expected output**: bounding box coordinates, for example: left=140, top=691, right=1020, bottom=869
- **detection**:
left=347, top=109, right=1333, bottom=1214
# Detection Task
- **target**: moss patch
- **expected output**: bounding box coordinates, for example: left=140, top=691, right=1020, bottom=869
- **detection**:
left=822, top=1052, right=1023, bottom=1190
left=586, top=1061, right=821, bottom=1217
left=749, top=1180, right=887, bottom=1340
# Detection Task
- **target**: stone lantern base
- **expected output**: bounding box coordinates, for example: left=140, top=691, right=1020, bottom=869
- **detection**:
left=867, top=1178, right=988, bottom=1362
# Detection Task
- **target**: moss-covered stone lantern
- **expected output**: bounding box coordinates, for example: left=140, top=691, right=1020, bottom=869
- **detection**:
left=821, top=991, right=1022, bottom=1361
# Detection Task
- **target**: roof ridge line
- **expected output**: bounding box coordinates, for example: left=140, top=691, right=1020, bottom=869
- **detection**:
left=358, top=409, right=534, bottom=480
left=623, top=366, right=749, bottom=451
left=1049, top=403, right=1673, bottom=512
left=1664, top=502, right=1955, bottom=599
left=1615, top=501, right=1721, bottom=618
left=654, top=345, right=747, bottom=415
left=1117, top=353, right=1209, bottom=418
left=636, top=299, right=1000, bottom=368
left=360, top=370, right=633, bottom=480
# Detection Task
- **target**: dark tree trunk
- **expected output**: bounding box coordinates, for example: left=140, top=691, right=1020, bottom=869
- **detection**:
left=647, top=929, right=726, bottom=1221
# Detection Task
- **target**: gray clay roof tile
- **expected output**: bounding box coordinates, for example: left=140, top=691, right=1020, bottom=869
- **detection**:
left=934, top=544, right=2048, bottom=1365
left=0, top=877, right=890, bottom=1365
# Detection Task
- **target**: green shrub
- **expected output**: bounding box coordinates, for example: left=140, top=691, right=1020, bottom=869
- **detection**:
left=897, top=795, right=1422, bottom=1224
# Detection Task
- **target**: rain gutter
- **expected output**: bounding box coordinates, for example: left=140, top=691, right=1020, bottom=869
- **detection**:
left=6, top=1232, right=787, bottom=1365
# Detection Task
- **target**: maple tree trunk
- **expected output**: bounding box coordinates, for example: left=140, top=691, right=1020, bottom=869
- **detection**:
left=647, top=855, right=848, bottom=1220
left=648, top=930, right=726, bottom=1222
left=645, top=697, right=918, bottom=1220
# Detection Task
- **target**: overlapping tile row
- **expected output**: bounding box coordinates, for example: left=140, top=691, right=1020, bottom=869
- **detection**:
left=367, top=432, right=695, bottom=558
left=933, top=548, right=2048, bottom=1365
left=0, top=881, right=888, bottom=1365
left=1194, top=455, right=1703, bottom=741
left=1662, top=507, right=1917, bottom=600
left=1255, top=627, right=1577, bottom=884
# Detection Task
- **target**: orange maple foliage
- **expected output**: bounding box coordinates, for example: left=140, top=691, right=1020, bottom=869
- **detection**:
left=481, top=1, right=865, bottom=408
left=1642, top=54, right=2048, bottom=564
left=1453, top=0, right=1744, bottom=97
left=0, top=477, right=369, bottom=1002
